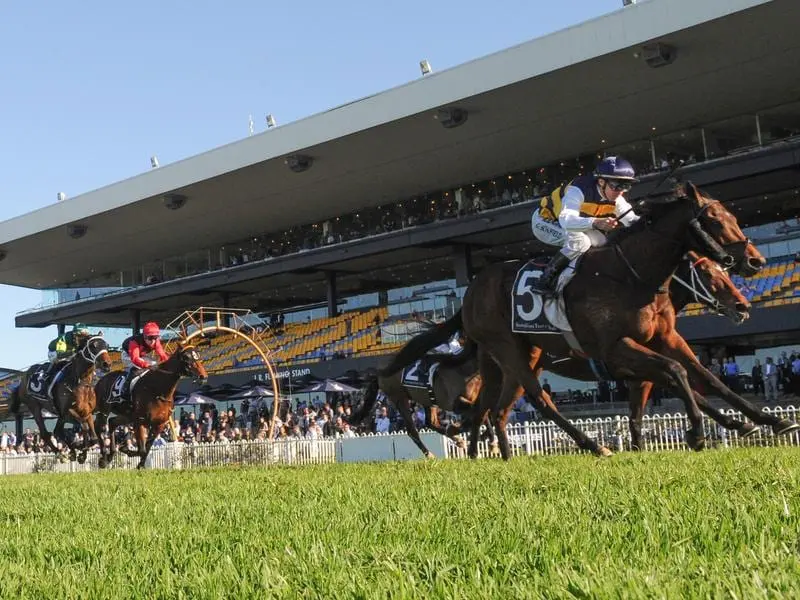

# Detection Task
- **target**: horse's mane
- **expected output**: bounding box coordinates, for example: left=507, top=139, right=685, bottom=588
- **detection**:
left=604, top=197, right=682, bottom=246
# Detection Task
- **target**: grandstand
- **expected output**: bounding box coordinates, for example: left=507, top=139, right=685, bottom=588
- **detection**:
left=0, top=0, right=799, bottom=406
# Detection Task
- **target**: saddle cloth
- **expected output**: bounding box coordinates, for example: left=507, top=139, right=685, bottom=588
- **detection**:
left=511, top=258, right=617, bottom=380
left=400, top=358, right=440, bottom=390
left=511, top=257, right=577, bottom=335
left=106, top=370, right=147, bottom=405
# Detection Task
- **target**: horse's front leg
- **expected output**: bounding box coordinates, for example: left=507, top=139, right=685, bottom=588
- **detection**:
left=656, top=332, right=796, bottom=436
left=607, top=337, right=705, bottom=451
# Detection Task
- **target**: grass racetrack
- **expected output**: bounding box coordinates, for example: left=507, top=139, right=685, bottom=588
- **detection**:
left=1, top=448, right=799, bottom=599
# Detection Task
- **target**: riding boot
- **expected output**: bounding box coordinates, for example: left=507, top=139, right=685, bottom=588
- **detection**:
left=530, top=253, right=572, bottom=296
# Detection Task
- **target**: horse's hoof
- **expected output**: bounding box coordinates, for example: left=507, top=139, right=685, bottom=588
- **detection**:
left=772, top=419, right=800, bottom=436
left=630, top=444, right=643, bottom=452
left=737, top=421, right=760, bottom=438
left=596, top=446, right=613, bottom=458
left=98, top=458, right=106, bottom=469
left=424, top=452, right=435, bottom=460
left=77, top=452, right=87, bottom=465
left=686, top=430, right=706, bottom=451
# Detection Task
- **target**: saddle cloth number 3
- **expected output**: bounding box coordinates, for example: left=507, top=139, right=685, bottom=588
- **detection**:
left=515, top=269, right=544, bottom=322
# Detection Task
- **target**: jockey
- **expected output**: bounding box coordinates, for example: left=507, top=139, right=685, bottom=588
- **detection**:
left=122, top=321, right=169, bottom=372
left=118, top=321, right=169, bottom=400
left=47, top=323, right=91, bottom=363
left=529, top=156, right=640, bottom=295
left=432, top=332, right=464, bottom=355
left=45, top=323, right=91, bottom=399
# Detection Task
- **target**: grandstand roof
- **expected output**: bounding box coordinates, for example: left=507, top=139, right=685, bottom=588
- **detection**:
left=1, top=0, right=797, bottom=288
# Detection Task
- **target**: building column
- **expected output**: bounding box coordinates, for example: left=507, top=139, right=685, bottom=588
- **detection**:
left=452, top=244, right=474, bottom=287
left=220, top=292, right=232, bottom=328
left=131, top=309, right=141, bottom=334
left=326, top=271, right=338, bottom=318
left=57, top=324, right=66, bottom=336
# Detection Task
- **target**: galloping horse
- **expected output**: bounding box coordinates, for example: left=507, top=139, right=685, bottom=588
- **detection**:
left=354, top=348, right=497, bottom=458
left=455, top=182, right=798, bottom=458
left=380, top=250, right=757, bottom=456
left=94, top=340, right=208, bottom=469
left=10, top=335, right=111, bottom=455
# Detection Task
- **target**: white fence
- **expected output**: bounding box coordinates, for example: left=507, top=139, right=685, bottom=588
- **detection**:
left=2, top=406, right=799, bottom=475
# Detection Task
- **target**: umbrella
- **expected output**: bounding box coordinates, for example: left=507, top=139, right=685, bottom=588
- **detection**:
left=175, top=392, right=217, bottom=406
left=295, top=379, right=359, bottom=394
left=226, top=385, right=274, bottom=400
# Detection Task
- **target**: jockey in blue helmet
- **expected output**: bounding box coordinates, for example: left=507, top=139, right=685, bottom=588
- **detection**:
left=529, top=156, right=640, bottom=295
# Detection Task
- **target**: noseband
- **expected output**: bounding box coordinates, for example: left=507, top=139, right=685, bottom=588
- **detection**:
left=79, top=336, right=110, bottom=365
left=672, top=257, right=726, bottom=316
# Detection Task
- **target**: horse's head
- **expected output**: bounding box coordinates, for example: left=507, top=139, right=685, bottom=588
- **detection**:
left=175, top=341, right=208, bottom=385
left=676, top=253, right=751, bottom=324
left=77, top=335, right=112, bottom=372
left=682, top=182, right=765, bottom=276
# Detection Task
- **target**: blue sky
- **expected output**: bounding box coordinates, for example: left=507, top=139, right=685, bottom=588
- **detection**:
left=0, top=0, right=623, bottom=369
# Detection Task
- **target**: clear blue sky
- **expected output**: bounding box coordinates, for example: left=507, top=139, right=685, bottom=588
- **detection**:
left=0, top=0, right=623, bottom=369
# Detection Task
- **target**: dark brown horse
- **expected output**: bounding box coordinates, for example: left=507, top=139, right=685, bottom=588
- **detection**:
left=382, top=183, right=789, bottom=458
left=10, top=335, right=112, bottom=456
left=458, top=183, right=798, bottom=458
left=354, top=349, right=497, bottom=458
left=94, top=341, right=208, bottom=469
left=379, top=250, right=756, bottom=456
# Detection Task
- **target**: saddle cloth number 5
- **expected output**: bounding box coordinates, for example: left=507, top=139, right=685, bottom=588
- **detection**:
left=515, top=269, right=544, bottom=322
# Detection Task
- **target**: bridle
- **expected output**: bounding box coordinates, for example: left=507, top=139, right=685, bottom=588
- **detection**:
left=671, top=256, right=727, bottom=316
left=78, top=335, right=110, bottom=366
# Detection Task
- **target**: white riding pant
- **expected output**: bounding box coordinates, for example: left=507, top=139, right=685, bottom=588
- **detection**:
left=531, top=210, right=566, bottom=247
left=559, top=229, right=608, bottom=260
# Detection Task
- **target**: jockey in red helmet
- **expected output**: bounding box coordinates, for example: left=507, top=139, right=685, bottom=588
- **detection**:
left=122, top=322, right=168, bottom=370
left=529, top=156, right=640, bottom=295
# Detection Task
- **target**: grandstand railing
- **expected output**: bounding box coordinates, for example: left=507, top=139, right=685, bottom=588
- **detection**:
left=1, top=406, right=798, bottom=475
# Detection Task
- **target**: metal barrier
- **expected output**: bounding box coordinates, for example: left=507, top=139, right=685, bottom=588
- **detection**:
left=0, top=406, right=797, bottom=475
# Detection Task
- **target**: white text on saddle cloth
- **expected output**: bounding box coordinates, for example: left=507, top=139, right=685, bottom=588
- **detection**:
left=511, top=260, right=575, bottom=334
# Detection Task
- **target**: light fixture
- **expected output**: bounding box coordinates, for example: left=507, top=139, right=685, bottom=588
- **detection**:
left=150, top=156, right=160, bottom=169
left=266, top=114, right=276, bottom=128
left=639, top=42, right=676, bottom=68
left=57, top=192, right=66, bottom=202
left=435, top=107, right=468, bottom=129
left=67, top=224, right=87, bottom=239
left=420, top=59, right=432, bottom=76
left=163, top=194, right=188, bottom=210
left=285, top=155, right=313, bottom=173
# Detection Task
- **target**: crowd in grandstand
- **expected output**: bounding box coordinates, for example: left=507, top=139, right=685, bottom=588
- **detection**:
left=60, top=101, right=800, bottom=299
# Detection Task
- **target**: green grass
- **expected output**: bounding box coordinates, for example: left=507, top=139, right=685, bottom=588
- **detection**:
left=0, top=449, right=799, bottom=599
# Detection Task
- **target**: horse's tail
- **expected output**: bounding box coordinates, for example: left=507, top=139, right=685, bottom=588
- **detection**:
left=350, top=370, right=380, bottom=426
left=9, top=385, right=20, bottom=414
left=378, top=310, right=464, bottom=377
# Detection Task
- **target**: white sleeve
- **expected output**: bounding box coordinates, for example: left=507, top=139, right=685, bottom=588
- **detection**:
left=557, top=185, right=596, bottom=232
left=615, top=195, right=640, bottom=226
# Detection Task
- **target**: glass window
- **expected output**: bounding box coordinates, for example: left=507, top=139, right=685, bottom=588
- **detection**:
left=652, top=127, right=705, bottom=164
left=704, top=114, right=759, bottom=158
left=758, top=101, right=800, bottom=143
